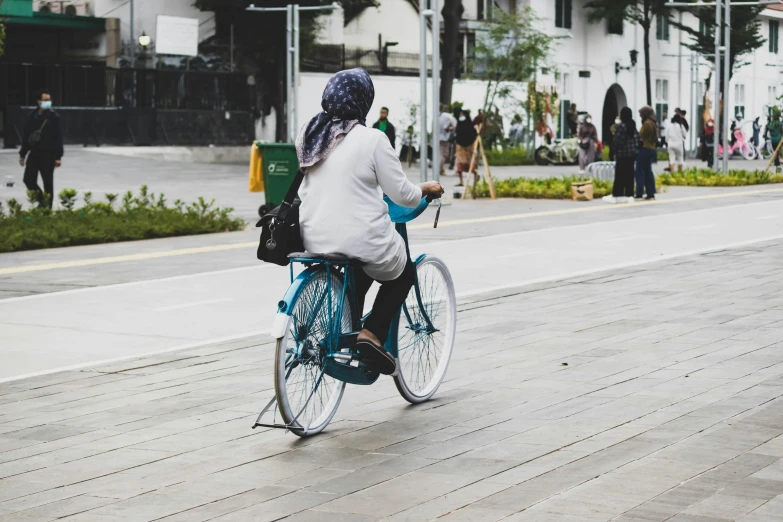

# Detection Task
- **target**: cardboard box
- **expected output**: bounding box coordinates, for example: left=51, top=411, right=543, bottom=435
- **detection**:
left=572, top=180, right=594, bottom=201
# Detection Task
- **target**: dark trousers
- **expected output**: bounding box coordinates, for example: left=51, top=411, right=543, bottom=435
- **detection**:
left=613, top=156, right=635, bottom=197
left=23, top=151, right=56, bottom=208
left=635, top=148, right=656, bottom=197
left=355, top=260, right=416, bottom=345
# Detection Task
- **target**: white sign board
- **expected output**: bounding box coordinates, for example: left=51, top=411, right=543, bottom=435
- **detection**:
left=156, top=15, right=199, bottom=56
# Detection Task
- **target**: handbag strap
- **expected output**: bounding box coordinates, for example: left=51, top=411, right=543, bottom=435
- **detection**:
left=276, top=169, right=305, bottom=222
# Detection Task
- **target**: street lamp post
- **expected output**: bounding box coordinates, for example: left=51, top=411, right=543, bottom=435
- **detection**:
left=246, top=3, right=341, bottom=142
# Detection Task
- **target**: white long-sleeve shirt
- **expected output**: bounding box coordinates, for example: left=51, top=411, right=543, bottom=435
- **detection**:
left=299, top=125, right=423, bottom=281
left=667, top=122, right=688, bottom=148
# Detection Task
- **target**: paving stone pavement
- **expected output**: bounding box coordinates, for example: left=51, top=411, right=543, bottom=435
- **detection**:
left=2, top=240, right=783, bottom=521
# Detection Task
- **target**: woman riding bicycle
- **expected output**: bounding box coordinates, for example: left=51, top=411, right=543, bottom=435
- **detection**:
left=295, top=68, right=443, bottom=376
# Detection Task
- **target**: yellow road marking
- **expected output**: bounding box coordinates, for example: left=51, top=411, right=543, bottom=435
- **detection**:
left=3, top=186, right=782, bottom=276
left=0, top=243, right=255, bottom=276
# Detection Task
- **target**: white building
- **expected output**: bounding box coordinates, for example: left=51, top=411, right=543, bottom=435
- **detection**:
left=307, top=0, right=783, bottom=150
left=92, top=0, right=215, bottom=56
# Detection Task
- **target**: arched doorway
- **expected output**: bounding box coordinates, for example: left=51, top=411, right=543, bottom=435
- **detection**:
left=602, top=84, right=628, bottom=146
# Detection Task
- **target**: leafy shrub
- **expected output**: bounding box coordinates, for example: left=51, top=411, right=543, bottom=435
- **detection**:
left=658, top=167, right=783, bottom=187
left=483, top=147, right=536, bottom=166
left=0, top=186, right=246, bottom=253
left=473, top=176, right=613, bottom=199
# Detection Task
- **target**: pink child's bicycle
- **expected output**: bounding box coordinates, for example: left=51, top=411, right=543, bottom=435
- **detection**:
left=719, top=129, right=758, bottom=160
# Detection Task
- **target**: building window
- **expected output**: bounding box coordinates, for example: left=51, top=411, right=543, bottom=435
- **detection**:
left=735, top=84, right=746, bottom=118
left=607, top=16, right=623, bottom=35
left=770, top=21, right=779, bottom=54
left=562, top=72, right=571, bottom=99
left=699, top=19, right=708, bottom=36
left=655, top=79, right=669, bottom=122
left=656, top=14, right=670, bottom=41
left=555, top=0, right=572, bottom=29
left=769, top=85, right=779, bottom=106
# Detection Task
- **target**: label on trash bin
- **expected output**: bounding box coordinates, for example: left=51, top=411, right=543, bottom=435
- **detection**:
left=268, top=161, right=293, bottom=176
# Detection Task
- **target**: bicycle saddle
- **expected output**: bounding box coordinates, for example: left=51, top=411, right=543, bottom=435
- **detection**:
left=288, top=253, right=365, bottom=266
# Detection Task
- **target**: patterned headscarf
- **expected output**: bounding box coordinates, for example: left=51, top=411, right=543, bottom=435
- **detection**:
left=296, top=68, right=375, bottom=170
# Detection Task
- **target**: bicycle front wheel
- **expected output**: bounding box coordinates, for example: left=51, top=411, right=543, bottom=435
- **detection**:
left=275, top=268, right=350, bottom=437
left=394, top=255, right=456, bottom=404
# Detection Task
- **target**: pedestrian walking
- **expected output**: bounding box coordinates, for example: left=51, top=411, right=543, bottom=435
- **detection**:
left=372, top=106, right=396, bottom=149
left=577, top=114, right=598, bottom=172
left=604, top=107, right=639, bottom=203
left=700, top=119, right=716, bottom=169
left=18, top=89, right=63, bottom=208
left=609, top=115, right=621, bottom=161
left=399, top=125, right=417, bottom=163
left=455, top=109, right=478, bottom=187
left=675, top=108, right=690, bottom=133
left=438, top=105, right=456, bottom=177
left=635, top=106, right=658, bottom=200
left=667, top=113, right=688, bottom=173
left=658, top=113, right=669, bottom=148
left=567, top=103, right=578, bottom=137
left=752, top=117, right=761, bottom=148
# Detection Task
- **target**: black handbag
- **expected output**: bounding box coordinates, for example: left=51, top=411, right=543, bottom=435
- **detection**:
left=28, top=118, right=48, bottom=149
left=256, top=169, right=305, bottom=266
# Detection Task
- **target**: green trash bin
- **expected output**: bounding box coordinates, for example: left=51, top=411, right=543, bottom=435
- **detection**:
left=255, top=142, right=300, bottom=217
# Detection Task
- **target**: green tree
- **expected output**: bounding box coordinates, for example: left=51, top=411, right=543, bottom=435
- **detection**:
left=585, top=0, right=669, bottom=106
left=471, top=8, right=553, bottom=113
left=673, top=4, right=765, bottom=86
left=0, top=21, right=5, bottom=57
left=440, top=0, right=464, bottom=104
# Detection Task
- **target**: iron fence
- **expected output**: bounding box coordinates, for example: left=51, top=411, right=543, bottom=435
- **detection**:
left=302, top=45, right=432, bottom=76
left=0, top=63, right=254, bottom=111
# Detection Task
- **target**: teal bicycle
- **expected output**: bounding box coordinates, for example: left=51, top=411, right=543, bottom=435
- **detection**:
left=253, top=196, right=456, bottom=437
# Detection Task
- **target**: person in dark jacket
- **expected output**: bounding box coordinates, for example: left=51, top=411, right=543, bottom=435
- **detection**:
left=372, top=106, right=396, bottom=149
left=19, top=89, right=63, bottom=208
left=455, top=109, right=478, bottom=187
left=604, top=107, right=639, bottom=203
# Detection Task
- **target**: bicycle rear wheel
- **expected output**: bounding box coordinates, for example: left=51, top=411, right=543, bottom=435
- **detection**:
left=394, top=255, right=456, bottom=404
left=275, top=268, right=350, bottom=437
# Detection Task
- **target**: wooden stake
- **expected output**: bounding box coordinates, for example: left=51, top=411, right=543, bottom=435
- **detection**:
left=463, top=124, right=482, bottom=200
left=478, top=134, right=496, bottom=200
left=765, top=140, right=783, bottom=172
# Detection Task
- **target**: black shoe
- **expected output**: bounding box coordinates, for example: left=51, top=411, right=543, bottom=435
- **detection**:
left=356, top=339, right=396, bottom=375
left=644, top=195, right=655, bottom=201
left=634, top=195, right=644, bottom=199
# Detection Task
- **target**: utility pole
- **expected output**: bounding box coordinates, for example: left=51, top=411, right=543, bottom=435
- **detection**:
left=419, top=0, right=440, bottom=183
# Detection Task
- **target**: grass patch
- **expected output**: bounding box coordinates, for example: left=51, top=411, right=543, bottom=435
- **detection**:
left=0, top=186, right=246, bottom=253
left=659, top=167, right=783, bottom=187
left=483, top=147, right=536, bottom=166
left=473, top=176, right=613, bottom=199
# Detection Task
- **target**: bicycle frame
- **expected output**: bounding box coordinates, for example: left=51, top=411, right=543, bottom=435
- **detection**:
left=274, top=222, right=435, bottom=386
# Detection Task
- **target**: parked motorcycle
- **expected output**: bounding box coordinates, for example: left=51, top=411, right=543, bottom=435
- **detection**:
left=534, top=138, right=581, bottom=166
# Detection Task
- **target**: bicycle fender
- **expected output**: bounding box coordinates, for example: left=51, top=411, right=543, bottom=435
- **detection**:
left=271, top=265, right=328, bottom=339
left=271, top=312, right=290, bottom=339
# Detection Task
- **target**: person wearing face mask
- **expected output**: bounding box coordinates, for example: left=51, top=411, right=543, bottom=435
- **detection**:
left=577, top=114, right=598, bottom=172
left=19, top=89, right=63, bottom=209
left=609, top=115, right=621, bottom=161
